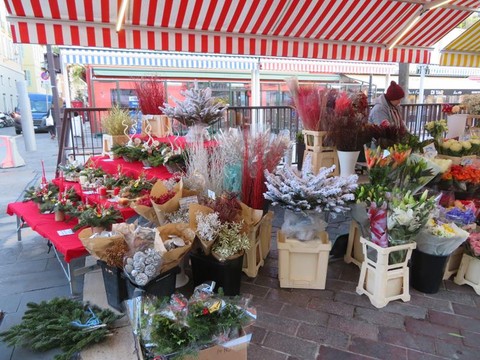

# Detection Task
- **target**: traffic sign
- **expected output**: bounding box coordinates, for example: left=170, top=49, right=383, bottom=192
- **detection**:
left=40, top=71, right=50, bottom=81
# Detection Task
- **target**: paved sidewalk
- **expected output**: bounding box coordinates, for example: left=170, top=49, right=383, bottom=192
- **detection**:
left=0, top=126, right=479, bottom=360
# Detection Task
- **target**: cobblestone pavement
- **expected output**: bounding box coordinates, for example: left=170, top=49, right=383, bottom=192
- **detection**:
left=0, top=126, right=479, bottom=359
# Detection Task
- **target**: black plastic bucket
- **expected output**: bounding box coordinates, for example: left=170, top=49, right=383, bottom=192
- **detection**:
left=189, top=250, right=243, bottom=296
left=410, top=249, right=448, bottom=294
left=126, top=266, right=179, bottom=299
left=98, top=260, right=128, bottom=312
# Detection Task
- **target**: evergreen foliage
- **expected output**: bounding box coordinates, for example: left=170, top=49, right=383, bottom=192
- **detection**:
left=0, top=297, right=121, bottom=360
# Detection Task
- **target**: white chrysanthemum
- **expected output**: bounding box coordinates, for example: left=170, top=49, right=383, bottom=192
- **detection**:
left=461, top=141, right=472, bottom=150
left=450, top=142, right=462, bottom=152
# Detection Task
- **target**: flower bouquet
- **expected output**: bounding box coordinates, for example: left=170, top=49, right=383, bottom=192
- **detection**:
left=442, top=103, right=461, bottom=116
left=439, top=164, right=480, bottom=197
left=414, top=218, right=469, bottom=256
left=127, top=283, right=255, bottom=359
left=264, top=160, right=357, bottom=240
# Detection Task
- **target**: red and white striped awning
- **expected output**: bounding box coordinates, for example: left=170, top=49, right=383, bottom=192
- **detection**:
left=4, top=0, right=480, bottom=64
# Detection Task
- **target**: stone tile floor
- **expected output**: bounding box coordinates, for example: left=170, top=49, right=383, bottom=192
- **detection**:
left=0, top=127, right=479, bottom=359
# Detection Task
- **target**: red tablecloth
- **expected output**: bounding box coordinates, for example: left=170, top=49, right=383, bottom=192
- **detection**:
left=90, top=156, right=172, bottom=180
left=7, top=201, right=88, bottom=262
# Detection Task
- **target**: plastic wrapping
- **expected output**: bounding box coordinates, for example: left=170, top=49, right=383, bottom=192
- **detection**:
left=414, top=222, right=470, bottom=256
left=281, top=210, right=326, bottom=241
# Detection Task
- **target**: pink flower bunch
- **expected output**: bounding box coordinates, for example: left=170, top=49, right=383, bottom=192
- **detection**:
left=467, top=233, right=480, bottom=258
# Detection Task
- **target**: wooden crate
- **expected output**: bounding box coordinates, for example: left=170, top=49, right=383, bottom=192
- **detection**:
left=356, top=237, right=416, bottom=308
left=141, top=114, right=172, bottom=137
left=277, top=230, right=331, bottom=289
left=102, top=134, right=130, bottom=154
left=344, top=220, right=364, bottom=268
left=454, top=254, right=480, bottom=295
left=242, top=211, right=274, bottom=278
left=443, top=245, right=464, bottom=280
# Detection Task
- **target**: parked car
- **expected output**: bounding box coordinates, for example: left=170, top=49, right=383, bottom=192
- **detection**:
left=14, top=93, right=53, bottom=134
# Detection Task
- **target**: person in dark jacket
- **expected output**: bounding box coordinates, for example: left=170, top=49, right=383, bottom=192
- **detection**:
left=368, top=81, right=406, bottom=128
left=46, top=106, right=56, bottom=139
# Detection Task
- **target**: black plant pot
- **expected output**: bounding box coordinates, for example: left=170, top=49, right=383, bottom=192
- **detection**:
left=410, top=249, right=448, bottom=294
left=189, top=249, right=243, bottom=296
left=296, top=142, right=306, bottom=171
left=126, top=266, right=179, bottom=299
left=98, top=260, right=128, bottom=312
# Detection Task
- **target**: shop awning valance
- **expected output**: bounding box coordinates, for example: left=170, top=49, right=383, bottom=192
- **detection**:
left=440, top=20, right=480, bottom=67
left=4, top=0, right=480, bottom=64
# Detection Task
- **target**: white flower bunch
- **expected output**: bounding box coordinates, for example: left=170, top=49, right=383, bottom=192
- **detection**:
left=264, top=158, right=358, bottom=213
left=196, top=211, right=221, bottom=242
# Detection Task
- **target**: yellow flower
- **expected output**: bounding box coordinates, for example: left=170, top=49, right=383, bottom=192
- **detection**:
left=450, top=143, right=462, bottom=152
left=461, top=141, right=472, bottom=150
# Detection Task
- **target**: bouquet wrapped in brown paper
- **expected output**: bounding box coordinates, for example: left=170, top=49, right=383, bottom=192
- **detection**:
left=189, top=203, right=217, bottom=255
left=78, top=228, right=127, bottom=262
left=131, top=179, right=183, bottom=226
left=154, top=223, right=195, bottom=272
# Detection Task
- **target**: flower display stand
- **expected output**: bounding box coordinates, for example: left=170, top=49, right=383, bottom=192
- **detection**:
left=344, top=219, right=364, bottom=269
left=242, top=211, right=274, bottom=278
left=454, top=254, right=480, bottom=295
left=302, top=130, right=339, bottom=176
left=102, top=134, right=129, bottom=154
left=356, top=237, right=416, bottom=308
left=277, top=230, right=331, bottom=289
left=142, top=114, right=172, bottom=137
left=443, top=245, right=464, bottom=280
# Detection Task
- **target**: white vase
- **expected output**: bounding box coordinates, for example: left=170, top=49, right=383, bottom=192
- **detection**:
left=337, top=150, right=360, bottom=177
left=447, top=114, right=468, bottom=139
left=186, top=123, right=210, bottom=143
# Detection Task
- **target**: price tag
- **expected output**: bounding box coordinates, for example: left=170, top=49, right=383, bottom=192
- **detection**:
left=57, top=229, right=74, bottom=236
left=423, top=143, right=437, bottom=159
left=207, top=190, right=216, bottom=200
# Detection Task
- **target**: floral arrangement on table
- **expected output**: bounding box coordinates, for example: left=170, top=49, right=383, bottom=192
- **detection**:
left=425, top=119, right=448, bottom=144
left=79, top=165, right=106, bottom=180
left=438, top=138, right=480, bottom=157
left=462, top=94, right=480, bottom=115
left=134, top=78, right=166, bottom=116
left=438, top=164, right=480, bottom=195
left=326, top=91, right=370, bottom=151
left=73, top=204, right=123, bottom=231
left=161, top=85, right=225, bottom=128
left=52, top=188, right=82, bottom=213
left=131, top=284, right=255, bottom=359
left=264, top=159, right=358, bottom=240
left=286, top=77, right=336, bottom=131
left=442, top=103, right=461, bottom=116
left=58, top=159, right=84, bottom=182
left=23, top=182, right=59, bottom=212
left=118, top=173, right=157, bottom=199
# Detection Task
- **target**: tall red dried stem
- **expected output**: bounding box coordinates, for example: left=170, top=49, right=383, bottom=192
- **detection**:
left=292, top=84, right=328, bottom=131
left=134, top=78, right=165, bottom=115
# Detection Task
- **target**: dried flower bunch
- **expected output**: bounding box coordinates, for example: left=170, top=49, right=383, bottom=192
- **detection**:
left=161, top=86, right=225, bottom=126
left=242, top=129, right=291, bottom=209
left=196, top=212, right=221, bottom=242
left=286, top=77, right=332, bottom=131
left=202, top=192, right=242, bottom=223
left=212, top=221, right=250, bottom=261
left=102, top=105, right=135, bottom=136
left=327, top=91, right=369, bottom=151
left=134, top=78, right=166, bottom=115
left=104, top=241, right=129, bottom=268
left=264, top=159, right=358, bottom=214
left=462, top=94, right=480, bottom=115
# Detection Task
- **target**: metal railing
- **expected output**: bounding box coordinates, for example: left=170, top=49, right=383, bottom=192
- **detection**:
left=56, top=103, right=453, bottom=172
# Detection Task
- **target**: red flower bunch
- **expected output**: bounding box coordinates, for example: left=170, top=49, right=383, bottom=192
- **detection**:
left=151, top=190, right=176, bottom=205
left=442, top=165, right=480, bottom=184
left=442, top=104, right=453, bottom=115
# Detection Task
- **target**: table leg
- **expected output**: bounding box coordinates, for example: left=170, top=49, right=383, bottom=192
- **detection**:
left=16, top=215, right=23, bottom=241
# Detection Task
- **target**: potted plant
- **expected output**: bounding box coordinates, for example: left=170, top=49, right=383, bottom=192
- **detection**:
left=23, top=182, right=59, bottom=213
left=134, top=77, right=171, bottom=137
left=101, top=105, right=135, bottom=154
left=161, top=85, right=225, bottom=142
left=327, top=91, right=369, bottom=177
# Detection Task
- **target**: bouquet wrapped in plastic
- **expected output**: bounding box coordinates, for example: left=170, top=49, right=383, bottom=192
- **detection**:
left=125, top=282, right=256, bottom=359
